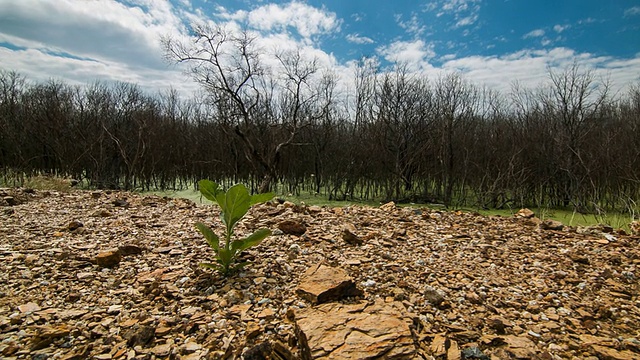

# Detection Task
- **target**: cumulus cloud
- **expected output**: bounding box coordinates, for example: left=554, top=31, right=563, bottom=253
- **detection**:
left=346, top=33, right=374, bottom=44
left=0, top=0, right=638, bottom=101
left=441, top=47, right=638, bottom=95
left=377, top=39, right=435, bottom=69
left=245, top=2, right=341, bottom=38
left=0, top=0, right=184, bottom=69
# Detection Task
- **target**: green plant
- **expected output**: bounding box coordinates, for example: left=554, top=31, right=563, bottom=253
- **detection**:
left=195, top=180, right=274, bottom=276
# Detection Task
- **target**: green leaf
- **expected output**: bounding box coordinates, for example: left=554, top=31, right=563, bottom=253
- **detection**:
left=250, top=192, right=274, bottom=206
left=198, top=180, right=220, bottom=203
left=231, top=228, right=271, bottom=252
left=217, top=247, right=235, bottom=267
left=195, top=222, right=219, bottom=252
left=223, top=184, right=251, bottom=233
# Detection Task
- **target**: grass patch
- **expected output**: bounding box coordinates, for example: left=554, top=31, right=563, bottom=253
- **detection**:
left=152, top=189, right=633, bottom=232
left=1, top=173, right=74, bottom=192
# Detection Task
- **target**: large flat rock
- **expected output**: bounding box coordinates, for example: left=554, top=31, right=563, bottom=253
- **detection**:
left=294, top=300, right=416, bottom=359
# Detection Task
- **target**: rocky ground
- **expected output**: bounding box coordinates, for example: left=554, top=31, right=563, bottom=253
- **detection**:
left=0, top=188, right=639, bottom=360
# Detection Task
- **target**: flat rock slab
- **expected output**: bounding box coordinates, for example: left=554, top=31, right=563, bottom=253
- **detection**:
left=296, top=263, right=363, bottom=304
left=294, top=300, right=416, bottom=359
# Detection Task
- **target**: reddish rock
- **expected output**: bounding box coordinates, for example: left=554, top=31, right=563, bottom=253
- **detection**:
left=94, top=249, right=121, bottom=268
left=296, top=263, right=362, bottom=304
left=278, top=220, right=307, bottom=236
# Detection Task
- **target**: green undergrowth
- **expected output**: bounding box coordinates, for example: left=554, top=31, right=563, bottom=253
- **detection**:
left=4, top=174, right=632, bottom=233
left=149, top=189, right=634, bottom=233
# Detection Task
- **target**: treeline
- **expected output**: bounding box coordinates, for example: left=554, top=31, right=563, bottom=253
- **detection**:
left=1, top=59, right=639, bottom=212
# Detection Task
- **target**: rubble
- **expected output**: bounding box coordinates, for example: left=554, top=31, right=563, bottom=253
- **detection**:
left=0, top=187, right=638, bottom=359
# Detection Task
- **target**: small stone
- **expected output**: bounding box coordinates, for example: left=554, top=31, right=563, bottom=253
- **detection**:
left=122, top=325, right=155, bottom=347
left=528, top=330, right=541, bottom=338
left=107, top=305, right=123, bottom=314
left=155, top=325, right=171, bottom=336
left=151, top=343, right=172, bottom=357
left=18, top=302, right=41, bottom=313
left=287, top=244, right=301, bottom=259
left=424, top=286, right=446, bottom=308
left=257, top=308, right=275, bottom=319
left=630, top=221, right=640, bottom=236
left=66, top=292, right=82, bottom=302
left=379, top=201, right=396, bottom=212
left=342, top=223, right=363, bottom=245
left=515, top=208, right=535, bottom=218
left=246, top=322, right=261, bottom=339
left=183, top=341, right=202, bottom=353
left=118, top=244, right=143, bottom=256
left=76, top=272, right=93, bottom=280
left=95, top=249, right=121, bottom=268
left=113, top=198, right=129, bottom=207
left=67, top=220, right=83, bottom=231
left=277, top=220, right=307, bottom=235
left=24, top=254, right=38, bottom=265
left=540, top=219, right=564, bottom=230
left=462, top=346, right=490, bottom=360
left=361, top=279, right=376, bottom=287
left=180, top=306, right=199, bottom=317
left=3, top=196, right=18, bottom=206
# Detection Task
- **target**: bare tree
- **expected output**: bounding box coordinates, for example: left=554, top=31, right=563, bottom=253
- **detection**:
left=163, top=25, right=323, bottom=192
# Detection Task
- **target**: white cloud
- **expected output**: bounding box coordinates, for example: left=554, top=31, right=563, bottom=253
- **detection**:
left=346, top=33, right=374, bottom=44
left=441, top=47, right=639, bottom=96
left=624, top=6, right=640, bottom=17
left=523, top=29, right=545, bottom=38
left=553, top=24, right=569, bottom=33
left=0, top=0, right=186, bottom=70
left=456, top=14, right=478, bottom=28
left=245, top=2, right=341, bottom=38
left=377, top=39, right=435, bottom=70
left=427, top=0, right=481, bottom=28
left=351, top=13, right=364, bottom=22
left=1, top=0, right=638, bottom=105
left=0, top=46, right=197, bottom=95
left=396, top=13, right=426, bottom=36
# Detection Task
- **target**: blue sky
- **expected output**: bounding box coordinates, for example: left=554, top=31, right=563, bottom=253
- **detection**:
left=0, top=0, right=639, bottom=96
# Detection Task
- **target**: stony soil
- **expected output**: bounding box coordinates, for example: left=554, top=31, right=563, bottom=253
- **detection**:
left=0, top=188, right=639, bottom=360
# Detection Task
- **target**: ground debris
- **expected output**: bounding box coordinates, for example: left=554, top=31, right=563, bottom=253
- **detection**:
left=0, top=188, right=638, bottom=359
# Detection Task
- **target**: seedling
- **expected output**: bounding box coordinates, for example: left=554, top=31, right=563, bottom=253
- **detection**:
left=195, top=180, right=274, bottom=275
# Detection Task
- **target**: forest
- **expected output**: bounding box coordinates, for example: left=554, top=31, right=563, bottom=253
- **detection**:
left=0, top=26, right=639, bottom=214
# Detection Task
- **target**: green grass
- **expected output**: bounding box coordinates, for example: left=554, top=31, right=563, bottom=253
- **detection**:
left=150, top=189, right=634, bottom=232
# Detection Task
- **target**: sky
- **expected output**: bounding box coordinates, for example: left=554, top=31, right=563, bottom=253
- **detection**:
left=0, top=0, right=639, bottom=98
